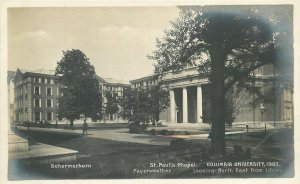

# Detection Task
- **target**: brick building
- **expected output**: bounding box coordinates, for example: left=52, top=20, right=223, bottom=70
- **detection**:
left=12, top=68, right=60, bottom=122
left=11, top=68, right=130, bottom=123
left=96, top=76, right=130, bottom=121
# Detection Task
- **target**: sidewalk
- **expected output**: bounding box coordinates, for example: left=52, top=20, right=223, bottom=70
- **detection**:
left=17, top=126, right=83, bottom=135
left=16, top=126, right=259, bottom=146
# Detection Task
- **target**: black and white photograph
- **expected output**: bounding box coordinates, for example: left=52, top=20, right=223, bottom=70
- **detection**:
left=1, top=0, right=297, bottom=181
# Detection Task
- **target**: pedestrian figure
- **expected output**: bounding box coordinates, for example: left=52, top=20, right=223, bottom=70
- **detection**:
left=82, top=120, right=88, bottom=135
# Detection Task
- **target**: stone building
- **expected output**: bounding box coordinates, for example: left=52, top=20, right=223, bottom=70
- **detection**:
left=11, top=68, right=130, bottom=123
left=96, top=76, right=130, bottom=121
left=130, top=64, right=293, bottom=125
left=12, top=68, right=60, bottom=122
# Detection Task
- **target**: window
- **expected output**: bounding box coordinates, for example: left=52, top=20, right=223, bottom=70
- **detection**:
left=46, top=87, right=52, bottom=95
left=34, top=77, right=39, bottom=83
left=99, top=85, right=103, bottom=90
left=285, top=107, right=291, bottom=120
left=34, top=86, right=40, bottom=95
left=47, top=112, right=53, bottom=121
left=47, top=99, right=53, bottom=107
left=34, top=98, right=41, bottom=107
left=41, top=78, right=45, bottom=83
left=50, top=79, right=54, bottom=84
left=35, top=111, right=41, bottom=121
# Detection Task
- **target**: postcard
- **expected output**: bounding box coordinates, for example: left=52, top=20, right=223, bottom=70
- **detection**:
left=1, top=0, right=298, bottom=183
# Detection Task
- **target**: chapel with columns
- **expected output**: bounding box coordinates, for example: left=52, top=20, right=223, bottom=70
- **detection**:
left=130, top=64, right=293, bottom=125
left=130, top=66, right=213, bottom=124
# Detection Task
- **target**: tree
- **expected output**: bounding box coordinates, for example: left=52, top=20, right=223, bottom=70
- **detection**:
left=55, top=49, right=102, bottom=128
left=148, top=6, right=292, bottom=154
left=224, top=84, right=255, bottom=126
left=119, top=85, right=169, bottom=123
left=104, top=91, right=119, bottom=120
left=118, top=88, right=137, bottom=120
left=147, top=85, right=169, bottom=123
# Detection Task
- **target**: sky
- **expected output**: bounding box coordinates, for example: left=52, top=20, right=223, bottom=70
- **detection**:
left=8, top=7, right=180, bottom=82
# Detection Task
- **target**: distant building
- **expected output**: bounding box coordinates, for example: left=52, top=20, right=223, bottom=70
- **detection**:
left=130, top=64, right=293, bottom=124
left=130, top=74, right=158, bottom=89
left=96, top=76, right=130, bottom=121
left=11, top=68, right=130, bottom=123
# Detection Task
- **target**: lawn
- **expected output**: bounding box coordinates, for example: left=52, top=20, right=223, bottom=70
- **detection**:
left=9, top=128, right=294, bottom=179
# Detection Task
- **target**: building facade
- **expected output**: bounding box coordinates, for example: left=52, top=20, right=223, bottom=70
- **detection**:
left=130, top=64, right=293, bottom=124
left=96, top=76, right=130, bottom=121
left=11, top=68, right=130, bottom=123
left=12, top=69, right=60, bottom=122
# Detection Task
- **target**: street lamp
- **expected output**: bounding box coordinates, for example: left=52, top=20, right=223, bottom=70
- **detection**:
left=260, top=103, right=267, bottom=132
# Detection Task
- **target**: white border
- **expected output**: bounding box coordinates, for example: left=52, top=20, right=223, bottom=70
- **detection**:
left=0, top=0, right=299, bottom=184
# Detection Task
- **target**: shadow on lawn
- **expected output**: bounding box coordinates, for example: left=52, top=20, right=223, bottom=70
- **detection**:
left=9, top=128, right=294, bottom=179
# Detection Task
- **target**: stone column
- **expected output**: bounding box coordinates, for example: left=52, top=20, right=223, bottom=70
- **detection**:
left=170, top=89, right=176, bottom=123
left=197, top=85, right=203, bottom=123
left=182, top=87, right=188, bottom=123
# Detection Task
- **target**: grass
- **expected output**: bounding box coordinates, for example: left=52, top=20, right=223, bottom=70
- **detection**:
left=9, top=128, right=294, bottom=179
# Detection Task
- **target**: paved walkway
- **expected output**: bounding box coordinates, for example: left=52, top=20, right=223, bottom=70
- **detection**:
left=17, top=126, right=83, bottom=135
left=16, top=126, right=258, bottom=146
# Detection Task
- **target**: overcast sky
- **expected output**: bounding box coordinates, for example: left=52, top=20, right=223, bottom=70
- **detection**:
left=8, top=7, right=179, bottom=81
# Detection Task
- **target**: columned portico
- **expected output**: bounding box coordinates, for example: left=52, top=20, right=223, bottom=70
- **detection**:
left=182, top=87, right=188, bottom=123
left=169, top=85, right=203, bottom=124
left=197, top=85, right=203, bottom=123
left=169, top=89, right=176, bottom=123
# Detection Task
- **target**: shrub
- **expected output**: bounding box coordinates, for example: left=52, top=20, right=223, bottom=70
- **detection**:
left=129, top=122, right=147, bottom=134
left=149, top=129, right=156, bottom=135
left=184, top=131, right=191, bottom=135
left=159, top=129, right=169, bottom=135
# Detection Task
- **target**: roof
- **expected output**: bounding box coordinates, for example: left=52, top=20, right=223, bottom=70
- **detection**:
left=15, top=68, right=129, bottom=85
left=129, top=73, right=156, bottom=83
left=19, top=68, right=55, bottom=75
left=103, top=78, right=129, bottom=85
